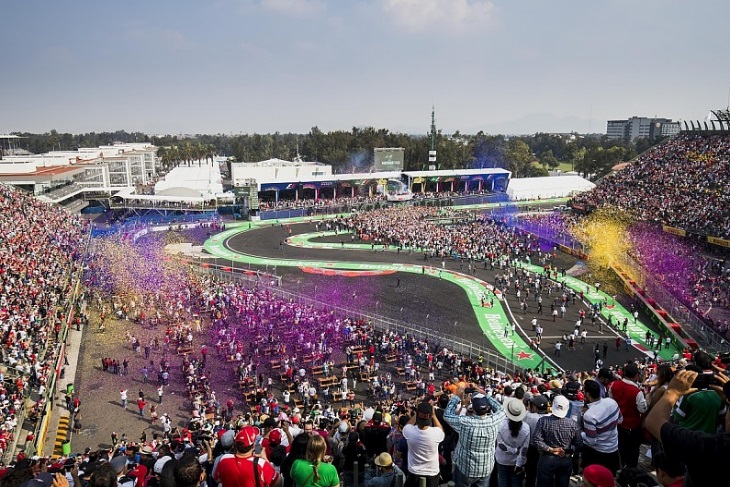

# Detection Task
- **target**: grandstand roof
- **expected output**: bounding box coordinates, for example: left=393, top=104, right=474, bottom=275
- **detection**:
left=507, top=175, right=595, bottom=201
left=0, top=164, right=83, bottom=181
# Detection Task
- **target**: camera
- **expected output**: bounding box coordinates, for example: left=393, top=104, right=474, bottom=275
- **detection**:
left=692, top=373, right=718, bottom=390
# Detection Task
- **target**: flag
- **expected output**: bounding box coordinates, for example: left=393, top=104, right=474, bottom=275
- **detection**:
left=704, top=111, right=713, bottom=122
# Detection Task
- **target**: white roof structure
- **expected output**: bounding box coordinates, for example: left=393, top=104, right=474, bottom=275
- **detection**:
left=154, top=164, right=224, bottom=198
left=507, top=175, right=595, bottom=201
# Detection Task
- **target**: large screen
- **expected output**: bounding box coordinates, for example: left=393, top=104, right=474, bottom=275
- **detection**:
left=374, top=148, right=404, bottom=171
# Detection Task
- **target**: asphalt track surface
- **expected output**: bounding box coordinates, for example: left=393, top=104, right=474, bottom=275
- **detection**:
left=221, top=220, right=655, bottom=373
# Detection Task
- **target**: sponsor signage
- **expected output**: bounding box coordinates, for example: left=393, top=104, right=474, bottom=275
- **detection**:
left=707, top=236, right=730, bottom=248
left=662, top=225, right=686, bottom=237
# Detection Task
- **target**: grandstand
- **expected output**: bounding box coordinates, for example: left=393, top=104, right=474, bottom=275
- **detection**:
left=571, top=131, right=730, bottom=352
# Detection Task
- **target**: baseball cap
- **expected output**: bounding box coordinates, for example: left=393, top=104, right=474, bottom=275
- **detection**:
left=471, top=394, right=490, bottom=415
left=220, top=430, right=235, bottom=449
left=582, top=464, right=615, bottom=487
left=563, top=381, right=580, bottom=400
left=551, top=395, right=569, bottom=418
left=235, top=426, right=259, bottom=447
left=109, top=455, right=128, bottom=474
left=153, top=456, right=172, bottom=475
left=372, top=410, right=383, bottom=423
left=504, top=399, right=527, bottom=422
left=268, top=429, right=282, bottom=445
left=416, top=402, right=432, bottom=426
left=530, top=395, right=549, bottom=412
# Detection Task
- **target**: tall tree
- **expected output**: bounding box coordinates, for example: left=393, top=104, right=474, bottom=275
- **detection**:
left=505, top=139, right=535, bottom=177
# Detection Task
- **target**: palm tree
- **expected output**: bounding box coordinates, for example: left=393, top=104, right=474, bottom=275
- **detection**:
left=206, top=143, right=216, bottom=166
left=180, top=142, right=192, bottom=166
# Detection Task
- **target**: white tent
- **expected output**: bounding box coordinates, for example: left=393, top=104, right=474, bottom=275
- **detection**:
left=154, top=165, right=223, bottom=197
left=507, top=175, right=595, bottom=201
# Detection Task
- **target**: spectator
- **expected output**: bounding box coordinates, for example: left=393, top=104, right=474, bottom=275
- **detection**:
left=279, top=433, right=310, bottom=487
left=290, top=435, right=340, bottom=487
left=580, top=380, right=621, bottom=474
left=362, top=409, right=391, bottom=460
left=402, top=401, right=444, bottom=487
left=522, top=395, right=550, bottom=487
left=653, top=451, right=685, bottom=487
left=645, top=368, right=730, bottom=487
left=495, top=399, right=530, bottom=487
left=213, top=426, right=282, bottom=487
left=532, top=395, right=582, bottom=487
left=443, top=384, right=505, bottom=487
left=670, top=352, right=724, bottom=434
left=580, top=464, right=615, bottom=487
left=173, top=453, right=206, bottom=487
left=366, top=452, right=404, bottom=487
left=341, top=431, right=367, bottom=487
left=608, top=363, right=647, bottom=468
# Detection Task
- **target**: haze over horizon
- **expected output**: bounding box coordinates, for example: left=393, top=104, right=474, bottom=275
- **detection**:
left=3, top=0, right=728, bottom=136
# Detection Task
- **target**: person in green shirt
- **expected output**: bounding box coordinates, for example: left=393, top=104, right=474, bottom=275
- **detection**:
left=290, top=435, right=340, bottom=487
left=671, top=362, right=725, bottom=434
left=672, top=386, right=724, bottom=434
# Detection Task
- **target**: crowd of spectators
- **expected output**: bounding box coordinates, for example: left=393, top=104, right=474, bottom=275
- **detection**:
left=3, top=160, right=730, bottom=487
left=515, top=208, right=730, bottom=339
left=323, top=206, right=548, bottom=265
left=572, top=133, right=730, bottom=238
left=258, top=189, right=498, bottom=212
left=0, top=183, right=88, bottom=459
left=259, top=195, right=387, bottom=211
left=8, top=343, right=729, bottom=487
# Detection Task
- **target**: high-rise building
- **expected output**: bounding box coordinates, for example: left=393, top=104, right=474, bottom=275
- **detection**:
left=606, top=116, right=680, bottom=142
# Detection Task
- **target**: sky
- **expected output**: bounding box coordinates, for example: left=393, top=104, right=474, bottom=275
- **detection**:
left=3, top=0, right=729, bottom=136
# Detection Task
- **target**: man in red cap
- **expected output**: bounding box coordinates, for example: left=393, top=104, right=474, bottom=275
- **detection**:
left=213, top=426, right=282, bottom=487
left=580, top=464, right=614, bottom=487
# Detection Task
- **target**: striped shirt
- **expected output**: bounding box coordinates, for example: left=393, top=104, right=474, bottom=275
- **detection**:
left=444, top=395, right=506, bottom=477
left=581, top=397, right=622, bottom=453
